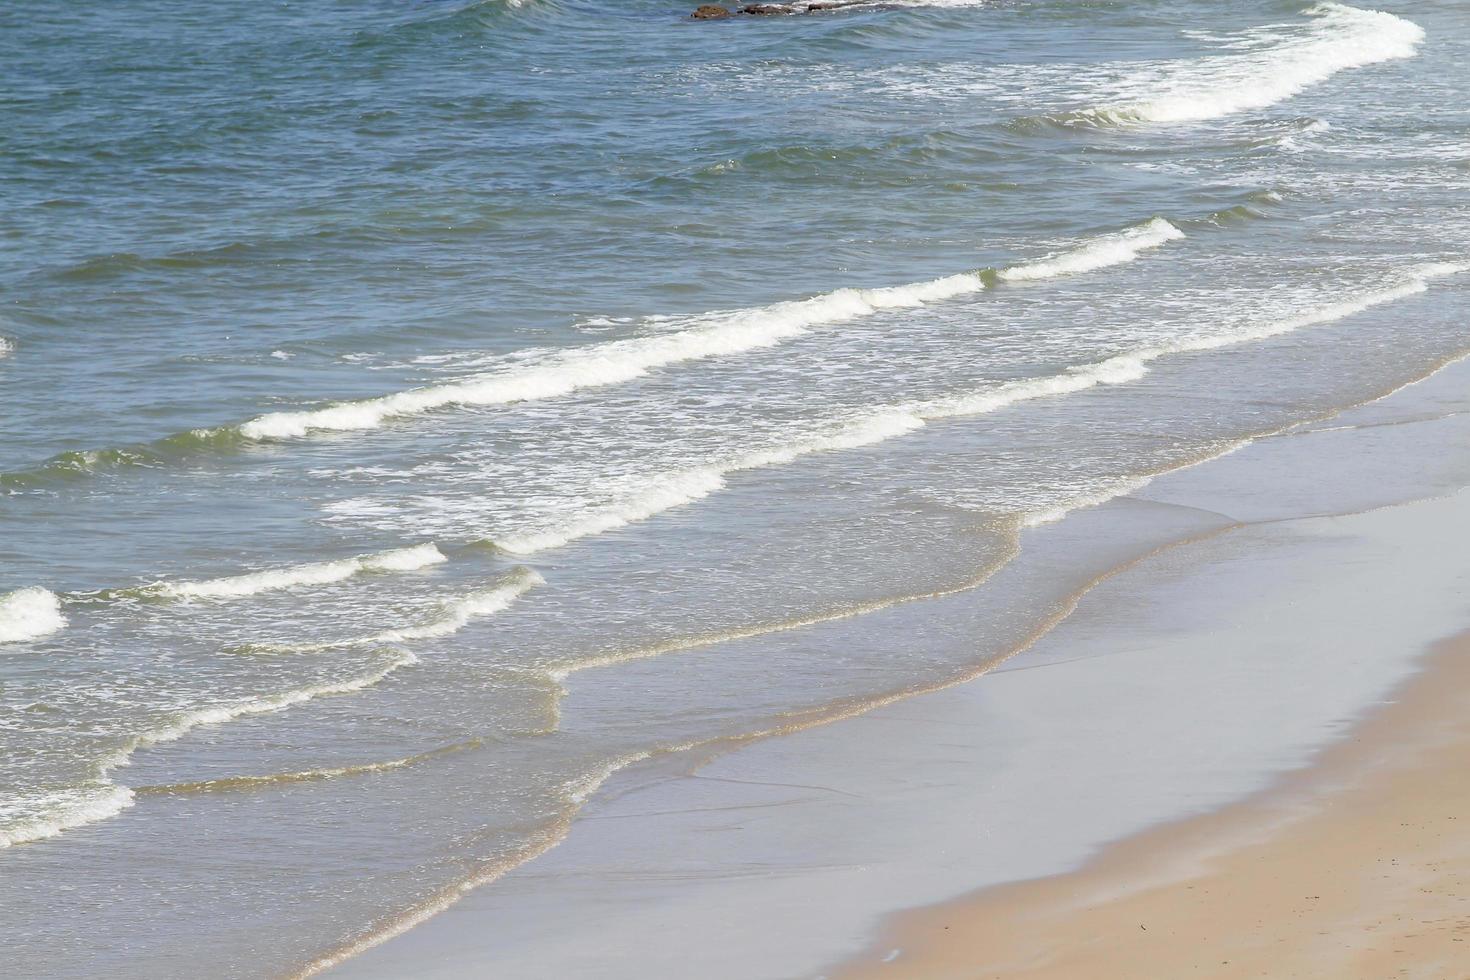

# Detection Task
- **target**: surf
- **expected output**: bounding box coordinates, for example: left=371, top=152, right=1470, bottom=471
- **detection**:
left=1044, top=3, right=1423, bottom=128
left=486, top=261, right=1466, bottom=555
left=232, top=219, right=1182, bottom=441
left=130, top=543, right=447, bottom=601
left=0, top=587, right=67, bottom=644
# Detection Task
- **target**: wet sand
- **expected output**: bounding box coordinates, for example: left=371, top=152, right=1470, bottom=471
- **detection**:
left=334, top=357, right=1470, bottom=980
left=841, top=629, right=1470, bottom=979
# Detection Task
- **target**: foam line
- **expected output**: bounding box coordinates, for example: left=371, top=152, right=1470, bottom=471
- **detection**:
left=0, top=785, right=136, bottom=849
left=0, top=652, right=416, bottom=848
left=235, top=219, right=1182, bottom=441
left=243, top=568, right=545, bottom=653
left=491, top=262, right=1465, bottom=554
left=139, top=543, right=446, bottom=601
left=999, top=218, right=1184, bottom=281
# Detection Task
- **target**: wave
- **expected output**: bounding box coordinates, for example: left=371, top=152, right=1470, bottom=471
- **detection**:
left=1166, top=261, right=1467, bottom=355
left=242, top=568, right=544, bottom=652
left=0, top=218, right=1181, bottom=489
left=289, top=745, right=671, bottom=979
left=0, top=587, right=67, bottom=644
left=0, top=785, right=136, bottom=849
left=110, top=651, right=419, bottom=768
left=488, top=360, right=1152, bottom=555
left=489, top=261, right=1465, bottom=554
left=135, top=739, right=482, bottom=796
left=1055, top=3, right=1423, bottom=127
left=999, top=218, right=1184, bottom=281
left=232, top=219, right=1180, bottom=441
left=1, top=651, right=416, bottom=848
left=492, top=413, right=924, bottom=554
left=544, top=536, right=1021, bottom=693
left=130, top=543, right=446, bottom=601
left=0, top=426, right=252, bottom=491
left=0, top=335, right=12, bottom=358
left=371, top=569, right=543, bottom=643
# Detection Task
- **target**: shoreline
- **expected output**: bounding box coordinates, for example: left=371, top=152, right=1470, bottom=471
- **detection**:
left=331, top=354, right=1470, bottom=979
left=838, top=624, right=1470, bottom=979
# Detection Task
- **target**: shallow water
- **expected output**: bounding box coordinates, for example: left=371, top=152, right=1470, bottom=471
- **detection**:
left=1, top=1, right=1467, bottom=976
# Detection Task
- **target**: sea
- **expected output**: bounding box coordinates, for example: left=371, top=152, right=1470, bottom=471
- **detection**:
left=1, top=1, right=1467, bottom=976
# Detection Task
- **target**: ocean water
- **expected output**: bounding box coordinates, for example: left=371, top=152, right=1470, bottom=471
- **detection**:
left=1, top=0, right=1467, bottom=976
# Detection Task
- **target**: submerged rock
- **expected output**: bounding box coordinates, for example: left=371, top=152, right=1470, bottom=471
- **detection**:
left=691, top=4, right=732, bottom=17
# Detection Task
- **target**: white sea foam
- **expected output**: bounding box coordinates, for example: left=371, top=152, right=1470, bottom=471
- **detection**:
left=0, top=336, right=12, bottom=358
left=1170, top=261, right=1466, bottom=355
left=371, top=571, right=544, bottom=643
left=236, top=220, right=1180, bottom=441
left=496, top=413, right=926, bottom=555
left=0, top=785, right=136, bottom=849
left=250, top=569, right=545, bottom=652
left=496, top=475, right=727, bottom=555
left=111, top=651, right=420, bottom=771
left=145, top=543, right=446, bottom=600
left=1022, top=474, right=1159, bottom=528
left=1096, top=3, right=1423, bottom=124
left=999, top=219, right=1184, bottom=281
left=493, top=262, right=1465, bottom=553
left=0, top=587, right=67, bottom=644
left=2, top=652, right=417, bottom=848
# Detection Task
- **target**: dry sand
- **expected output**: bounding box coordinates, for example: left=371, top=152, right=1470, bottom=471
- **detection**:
left=840, top=630, right=1470, bottom=980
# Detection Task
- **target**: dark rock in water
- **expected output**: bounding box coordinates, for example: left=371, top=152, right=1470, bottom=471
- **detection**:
left=693, top=0, right=891, bottom=19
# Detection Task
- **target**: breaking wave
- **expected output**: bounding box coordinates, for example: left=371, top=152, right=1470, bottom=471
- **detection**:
left=489, top=261, right=1466, bottom=554
left=242, top=568, right=545, bottom=653
left=132, top=543, right=446, bottom=601
left=1053, top=3, right=1423, bottom=127
left=232, top=219, right=1180, bottom=441
left=0, top=217, right=1182, bottom=487
left=0, top=652, right=416, bottom=848
left=999, top=218, right=1184, bottom=281
left=0, top=587, right=67, bottom=644
left=369, top=570, right=543, bottom=643
left=0, top=785, right=136, bottom=849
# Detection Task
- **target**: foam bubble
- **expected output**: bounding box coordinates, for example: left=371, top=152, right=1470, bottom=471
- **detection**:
left=0, top=587, right=67, bottom=644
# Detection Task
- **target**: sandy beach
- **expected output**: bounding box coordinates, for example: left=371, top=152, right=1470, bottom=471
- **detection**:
left=842, top=629, right=1470, bottom=979
left=334, top=355, right=1470, bottom=979
left=6, top=4, right=1469, bottom=976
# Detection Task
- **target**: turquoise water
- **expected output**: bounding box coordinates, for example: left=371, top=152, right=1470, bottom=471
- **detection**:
left=2, top=1, right=1467, bottom=976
